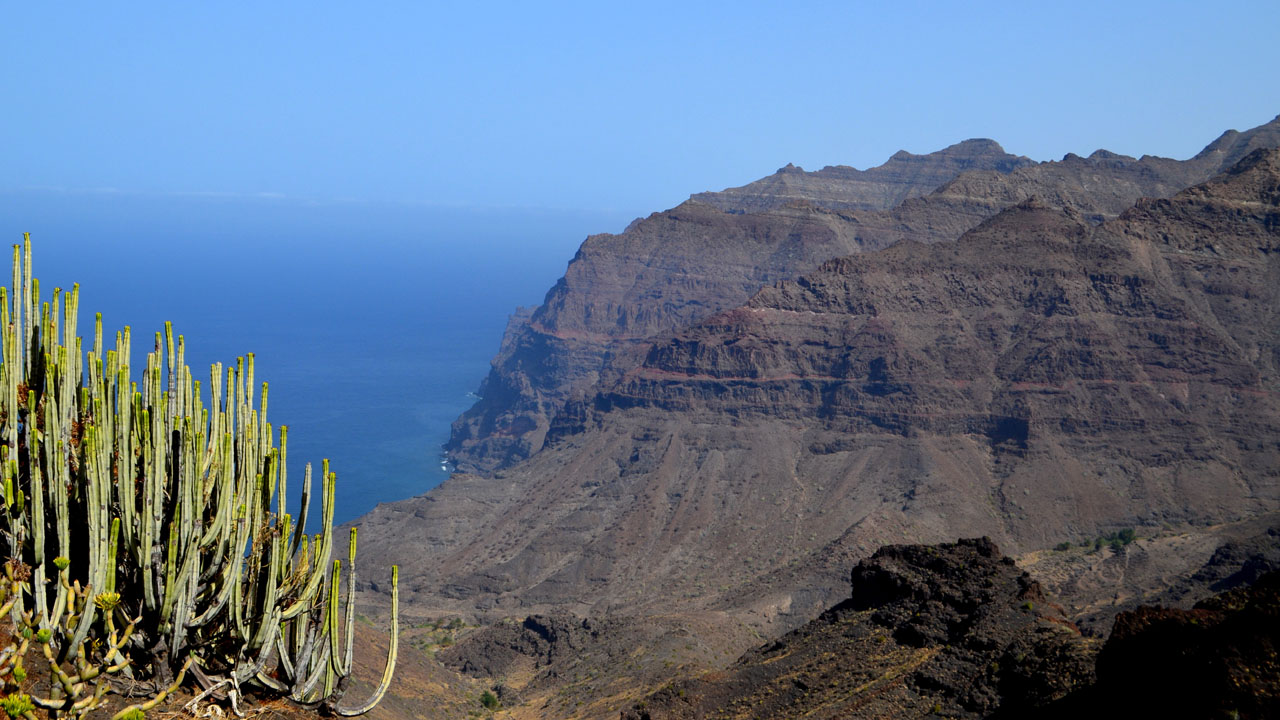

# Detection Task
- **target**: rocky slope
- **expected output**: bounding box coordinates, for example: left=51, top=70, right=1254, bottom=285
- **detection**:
left=621, top=538, right=1095, bottom=720
left=624, top=539, right=1280, bottom=720
left=359, top=147, right=1280, bottom=636
left=447, top=115, right=1280, bottom=473
left=1016, top=511, right=1280, bottom=637
left=435, top=612, right=760, bottom=720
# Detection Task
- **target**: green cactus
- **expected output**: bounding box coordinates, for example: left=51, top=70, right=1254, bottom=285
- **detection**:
left=0, top=234, right=399, bottom=715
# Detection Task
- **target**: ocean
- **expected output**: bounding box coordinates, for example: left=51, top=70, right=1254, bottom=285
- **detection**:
left=1, top=190, right=629, bottom=527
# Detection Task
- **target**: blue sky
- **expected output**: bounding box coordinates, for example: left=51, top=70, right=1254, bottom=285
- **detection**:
left=5, top=1, right=1279, bottom=219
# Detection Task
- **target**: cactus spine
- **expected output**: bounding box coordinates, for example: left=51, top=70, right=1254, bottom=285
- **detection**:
left=0, top=234, right=398, bottom=715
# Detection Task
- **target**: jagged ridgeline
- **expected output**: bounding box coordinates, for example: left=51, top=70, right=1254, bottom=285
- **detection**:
left=0, top=235, right=397, bottom=718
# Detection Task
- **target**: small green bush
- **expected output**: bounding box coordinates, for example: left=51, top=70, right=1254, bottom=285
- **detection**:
left=0, top=693, right=35, bottom=719
left=1088, top=528, right=1137, bottom=553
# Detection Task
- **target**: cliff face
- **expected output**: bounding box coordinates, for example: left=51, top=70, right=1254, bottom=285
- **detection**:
left=447, top=115, right=1280, bottom=474
left=357, top=146, right=1280, bottom=632
left=446, top=202, right=874, bottom=471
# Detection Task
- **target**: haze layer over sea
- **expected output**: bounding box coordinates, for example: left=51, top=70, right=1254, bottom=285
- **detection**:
left=1, top=190, right=627, bottom=526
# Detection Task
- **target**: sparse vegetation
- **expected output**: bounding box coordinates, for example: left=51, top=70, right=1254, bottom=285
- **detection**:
left=1088, top=528, right=1137, bottom=553
left=409, top=615, right=472, bottom=655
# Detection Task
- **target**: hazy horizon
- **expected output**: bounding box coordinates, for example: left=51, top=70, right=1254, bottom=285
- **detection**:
left=6, top=2, right=1280, bottom=219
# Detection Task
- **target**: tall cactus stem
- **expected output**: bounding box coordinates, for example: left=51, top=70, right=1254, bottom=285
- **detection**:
left=334, top=566, right=398, bottom=716
left=341, top=528, right=357, bottom=676
left=106, top=517, right=120, bottom=595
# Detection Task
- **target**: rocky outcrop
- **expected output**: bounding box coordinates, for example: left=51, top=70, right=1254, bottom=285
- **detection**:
left=622, top=538, right=1095, bottom=720
left=359, top=147, right=1280, bottom=632
left=441, top=614, right=611, bottom=680
left=447, top=115, right=1280, bottom=474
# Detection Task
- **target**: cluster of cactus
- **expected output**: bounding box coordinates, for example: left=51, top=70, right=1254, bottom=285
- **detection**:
left=0, top=235, right=398, bottom=716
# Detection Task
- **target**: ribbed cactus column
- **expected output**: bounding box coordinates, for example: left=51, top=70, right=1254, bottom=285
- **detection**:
left=0, top=234, right=399, bottom=716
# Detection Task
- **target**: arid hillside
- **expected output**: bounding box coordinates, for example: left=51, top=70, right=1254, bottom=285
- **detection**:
left=358, top=144, right=1280, bottom=637
left=349, top=120, right=1280, bottom=720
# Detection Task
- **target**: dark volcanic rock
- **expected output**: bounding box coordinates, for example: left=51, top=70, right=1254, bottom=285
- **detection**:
left=1192, top=528, right=1280, bottom=594
left=623, top=539, right=1095, bottom=720
left=848, top=538, right=1046, bottom=647
left=1036, top=571, right=1280, bottom=720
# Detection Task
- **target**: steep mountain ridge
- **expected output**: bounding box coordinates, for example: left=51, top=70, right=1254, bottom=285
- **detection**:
left=689, top=138, right=1035, bottom=214
left=447, top=115, right=1280, bottom=473
left=358, top=147, right=1280, bottom=635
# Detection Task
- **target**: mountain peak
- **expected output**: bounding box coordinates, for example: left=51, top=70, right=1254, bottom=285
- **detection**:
left=1088, top=148, right=1134, bottom=161
left=943, top=137, right=1008, bottom=155
left=961, top=194, right=1090, bottom=241
left=895, top=139, right=1009, bottom=161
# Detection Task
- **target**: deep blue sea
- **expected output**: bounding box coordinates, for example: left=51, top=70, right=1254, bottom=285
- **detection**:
left=1, top=190, right=629, bottom=527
